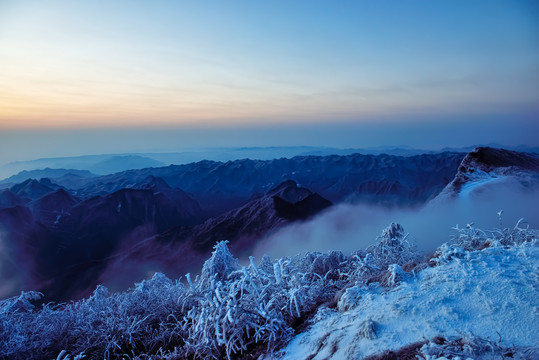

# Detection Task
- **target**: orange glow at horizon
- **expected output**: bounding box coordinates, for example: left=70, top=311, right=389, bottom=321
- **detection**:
left=1, top=1, right=537, bottom=131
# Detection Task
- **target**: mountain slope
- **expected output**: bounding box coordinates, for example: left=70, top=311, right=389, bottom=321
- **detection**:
left=22, top=185, right=203, bottom=301
left=98, top=180, right=332, bottom=289
left=0, top=168, right=95, bottom=186
left=28, top=189, right=80, bottom=227
left=0, top=189, right=26, bottom=209
left=436, top=147, right=539, bottom=200
left=9, top=179, right=56, bottom=201
left=159, top=180, right=332, bottom=254
left=0, top=206, right=52, bottom=297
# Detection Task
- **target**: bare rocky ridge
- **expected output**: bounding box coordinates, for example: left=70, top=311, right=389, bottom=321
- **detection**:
left=437, top=147, right=539, bottom=199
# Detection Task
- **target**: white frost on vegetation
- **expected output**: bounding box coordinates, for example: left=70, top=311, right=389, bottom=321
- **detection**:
left=0, top=218, right=537, bottom=360
left=277, top=230, right=539, bottom=359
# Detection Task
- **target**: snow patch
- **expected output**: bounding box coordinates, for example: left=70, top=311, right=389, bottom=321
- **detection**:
left=278, top=241, right=539, bottom=359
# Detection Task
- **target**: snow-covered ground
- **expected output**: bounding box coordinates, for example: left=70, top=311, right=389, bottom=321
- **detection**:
left=275, top=240, right=538, bottom=359
left=2, top=220, right=537, bottom=359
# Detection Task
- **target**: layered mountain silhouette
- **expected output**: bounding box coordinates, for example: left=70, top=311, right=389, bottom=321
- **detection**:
left=0, top=179, right=205, bottom=301
left=98, top=180, right=332, bottom=290
left=9, top=178, right=57, bottom=201
left=0, top=168, right=95, bottom=188
left=27, top=151, right=465, bottom=216
left=0, top=150, right=472, bottom=301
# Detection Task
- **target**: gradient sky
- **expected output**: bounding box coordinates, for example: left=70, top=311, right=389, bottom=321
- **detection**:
left=0, top=0, right=538, bottom=164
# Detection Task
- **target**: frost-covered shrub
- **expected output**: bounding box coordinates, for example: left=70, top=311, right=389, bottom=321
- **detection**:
left=350, top=222, right=417, bottom=282
left=429, top=216, right=539, bottom=267
left=451, top=214, right=538, bottom=251
left=0, top=273, right=190, bottom=360
left=180, top=241, right=342, bottom=359
left=0, top=291, right=43, bottom=313
left=2, top=219, right=536, bottom=359
left=180, top=241, right=291, bottom=359
left=0, top=224, right=420, bottom=359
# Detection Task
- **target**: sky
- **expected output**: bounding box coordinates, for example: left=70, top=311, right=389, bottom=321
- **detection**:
left=0, top=0, right=538, bottom=164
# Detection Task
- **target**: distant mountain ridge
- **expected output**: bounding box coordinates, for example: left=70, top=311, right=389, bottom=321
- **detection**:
left=0, top=155, right=164, bottom=180
left=6, top=147, right=537, bottom=302
left=0, top=151, right=466, bottom=301
left=59, top=151, right=465, bottom=216
left=0, top=168, right=95, bottom=187
left=3, top=144, right=535, bottom=181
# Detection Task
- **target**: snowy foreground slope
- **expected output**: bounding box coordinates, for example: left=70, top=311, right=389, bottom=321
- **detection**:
left=276, top=235, right=538, bottom=359
left=1, top=221, right=538, bottom=359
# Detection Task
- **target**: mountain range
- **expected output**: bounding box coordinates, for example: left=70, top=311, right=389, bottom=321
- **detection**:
left=1, top=147, right=537, bottom=302
left=2, top=144, right=536, bottom=181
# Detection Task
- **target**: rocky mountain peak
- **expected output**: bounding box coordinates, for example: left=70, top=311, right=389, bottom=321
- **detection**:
left=267, top=180, right=313, bottom=203
left=459, top=147, right=539, bottom=174
left=435, top=147, right=539, bottom=199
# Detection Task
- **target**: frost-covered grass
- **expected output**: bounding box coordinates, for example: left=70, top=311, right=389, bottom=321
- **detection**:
left=0, top=219, right=537, bottom=360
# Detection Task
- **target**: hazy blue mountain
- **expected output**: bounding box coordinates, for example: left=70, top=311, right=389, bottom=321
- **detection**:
left=64, top=152, right=465, bottom=216
left=0, top=189, right=27, bottom=209
left=3, top=145, right=536, bottom=182
left=9, top=179, right=56, bottom=201
left=87, top=155, right=165, bottom=174
left=0, top=168, right=96, bottom=187
left=0, top=154, right=164, bottom=179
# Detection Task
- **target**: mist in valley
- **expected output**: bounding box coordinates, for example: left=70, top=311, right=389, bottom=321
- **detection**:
left=253, top=182, right=539, bottom=260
